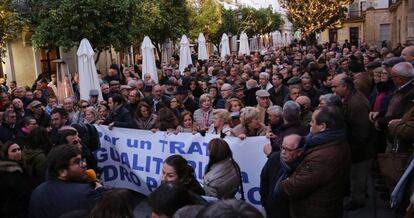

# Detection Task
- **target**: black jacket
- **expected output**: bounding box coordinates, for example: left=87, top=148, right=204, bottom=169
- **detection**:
left=103, top=104, right=136, bottom=129
left=0, top=122, right=16, bottom=143
left=182, top=97, right=199, bottom=114
left=260, top=152, right=290, bottom=218
left=29, top=179, right=104, bottom=218
left=144, top=95, right=171, bottom=113
left=244, top=87, right=261, bottom=107
left=268, top=85, right=289, bottom=107
left=0, top=160, right=31, bottom=218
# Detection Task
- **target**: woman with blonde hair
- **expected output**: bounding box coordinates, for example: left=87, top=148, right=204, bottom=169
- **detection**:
left=225, top=98, right=244, bottom=127
left=207, top=109, right=232, bottom=136
left=84, top=106, right=99, bottom=124
left=231, top=107, right=266, bottom=139
left=193, top=94, right=214, bottom=131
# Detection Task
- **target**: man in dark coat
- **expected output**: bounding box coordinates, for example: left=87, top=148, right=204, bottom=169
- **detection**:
left=0, top=110, right=17, bottom=143
left=268, top=73, right=289, bottom=107
left=261, top=134, right=304, bottom=218
left=29, top=144, right=104, bottom=218
left=264, top=101, right=307, bottom=155
left=332, top=74, right=375, bottom=210
left=175, top=86, right=198, bottom=114
left=281, top=106, right=351, bottom=218
left=143, top=84, right=170, bottom=113
left=374, top=62, right=414, bottom=149
left=103, top=93, right=136, bottom=129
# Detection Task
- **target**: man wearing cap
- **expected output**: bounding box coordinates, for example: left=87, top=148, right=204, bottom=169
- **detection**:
left=27, top=100, right=50, bottom=128
left=88, top=89, right=100, bottom=109
left=120, top=85, right=132, bottom=100
left=382, top=57, right=405, bottom=74
left=176, top=86, right=198, bottom=114
left=256, top=90, right=272, bottom=125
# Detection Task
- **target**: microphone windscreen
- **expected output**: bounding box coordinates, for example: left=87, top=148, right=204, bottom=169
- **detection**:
left=86, top=169, right=97, bottom=182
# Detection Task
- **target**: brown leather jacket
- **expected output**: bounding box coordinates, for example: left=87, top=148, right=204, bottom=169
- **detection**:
left=281, top=139, right=351, bottom=218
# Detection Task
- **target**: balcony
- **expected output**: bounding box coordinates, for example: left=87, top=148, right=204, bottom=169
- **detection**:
left=389, top=0, right=402, bottom=11
left=344, top=9, right=365, bottom=22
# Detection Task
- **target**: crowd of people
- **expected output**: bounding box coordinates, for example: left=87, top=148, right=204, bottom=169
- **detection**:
left=0, top=40, right=413, bottom=218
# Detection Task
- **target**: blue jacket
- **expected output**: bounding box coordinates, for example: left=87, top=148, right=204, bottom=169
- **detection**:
left=29, top=179, right=103, bottom=218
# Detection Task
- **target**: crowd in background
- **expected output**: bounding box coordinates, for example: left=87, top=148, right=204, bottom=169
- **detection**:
left=0, top=40, right=414, bottom=218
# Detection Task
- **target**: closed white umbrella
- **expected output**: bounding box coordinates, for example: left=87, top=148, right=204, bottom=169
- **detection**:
left=141, top=36, right=158, bottom=83
left=238, top=32, right=250, bottom=55
left=220, top=33, right=230, bottom=60
left=77, top=38, right=103, bottom=101
left=179, top=35, right=193, bottom=74
left=197, top=33, right=208, bottom=60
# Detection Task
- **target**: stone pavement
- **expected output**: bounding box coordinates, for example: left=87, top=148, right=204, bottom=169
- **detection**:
left=344, top=174, right=397, bottom=218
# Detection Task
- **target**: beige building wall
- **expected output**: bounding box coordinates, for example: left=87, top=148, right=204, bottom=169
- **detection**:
left=319, top=22, right=364, bottom=45
left=9, top=38, right=37, bottom=87
left=390, top=0, right=409, bottom=48
left=364, top=9, right=390, bottom=45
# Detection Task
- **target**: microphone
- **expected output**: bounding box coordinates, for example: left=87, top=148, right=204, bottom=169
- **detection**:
left=86, top=169, right=97, bottom=182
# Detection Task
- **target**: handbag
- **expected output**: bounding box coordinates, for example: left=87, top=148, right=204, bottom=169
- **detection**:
left=377, top=138, right=410, bottom=191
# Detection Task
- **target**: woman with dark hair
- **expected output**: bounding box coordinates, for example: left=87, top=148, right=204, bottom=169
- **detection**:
left=0, top=141, right=31, bottom=218
left=209, top=86, right=225, bottom=109
left=154, top=107, right=179, bottom=131
left=1, top=141, right=23, bottom=162
left=203, top=138, right=241, bottom=199
left=188, top=78, right=203, bottom=100
left=90, top=189, right=142, bottom=218
left=162, top=155, right=205, bottom=196
left=168, top=96, right=187, bottom=119
left=148, top=182, right=196, bottom=218
left=23, top=127, right=52, bottom=188
left=135, top=102, right=157, bottom=130
left=176, top=112, right=198, bottom=133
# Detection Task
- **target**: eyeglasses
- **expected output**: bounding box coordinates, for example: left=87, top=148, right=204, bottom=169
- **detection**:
left=281, top=145, right=300, bottom=152
left=79, top=105, right=89, bottom=108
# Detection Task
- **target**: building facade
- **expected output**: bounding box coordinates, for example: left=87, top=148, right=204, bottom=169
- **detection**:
left=1, top=36, right=116, bottom=87
left=318, top=0, right=414, bottom=48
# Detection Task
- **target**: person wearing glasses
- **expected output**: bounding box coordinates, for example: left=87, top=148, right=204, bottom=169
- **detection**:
left=280, top=106, right=351, bottom=217
left=260, top=134, right=304, bottom=218
left=29, top=144, right=104, bottom=218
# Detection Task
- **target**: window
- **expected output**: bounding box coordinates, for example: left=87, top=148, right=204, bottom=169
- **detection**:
left=379, top=24, right=390, bottom=42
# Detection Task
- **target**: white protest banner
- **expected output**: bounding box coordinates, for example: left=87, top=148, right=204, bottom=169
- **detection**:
left=94, top=125, right=269, bottom=206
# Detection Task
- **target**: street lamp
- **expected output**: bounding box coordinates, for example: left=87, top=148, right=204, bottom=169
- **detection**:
left=237, top=11, right=243, bottom=35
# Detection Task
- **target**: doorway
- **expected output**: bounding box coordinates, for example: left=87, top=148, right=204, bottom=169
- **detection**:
left=329, top=29, right=338, bottom=44
left=349, top=27, right=359, bottom=46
